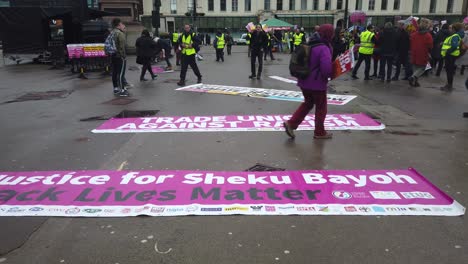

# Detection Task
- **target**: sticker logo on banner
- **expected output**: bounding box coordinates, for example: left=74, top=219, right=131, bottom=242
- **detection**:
left=176, top=84, right=357, bottom=105
left=92, top=113, right=385, bottom=133
left=0, top=169, right=464, bottom=217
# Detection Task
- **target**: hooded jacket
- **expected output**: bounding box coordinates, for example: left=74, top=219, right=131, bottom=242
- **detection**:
left=378, top=27, right=398, bottom=56
left=410, top=29, right=433, bottom=66
left=297, top=39, right=333, bottom=91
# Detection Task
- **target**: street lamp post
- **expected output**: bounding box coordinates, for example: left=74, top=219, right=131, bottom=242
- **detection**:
left=344, top=0, right=349, bottom=28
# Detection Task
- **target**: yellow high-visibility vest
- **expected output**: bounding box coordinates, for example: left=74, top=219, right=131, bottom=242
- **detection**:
left=441, top=33, right=461, bottom=57
left=294, top=33, right=304, bottom=46
left=246, top=33, right=251, bottom=45
left=216, top=34, right=225, bottom=49
left=359, top=31, right=375, bottom=55
left=181, top=33, right=196, bottom=55
left=172, top=32, right=180, bottom=43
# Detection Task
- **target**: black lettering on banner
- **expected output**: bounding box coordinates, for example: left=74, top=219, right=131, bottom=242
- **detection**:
left=306, top=190, right=321, bottom=200
left=98, top=187, right=115, bottom=202
left=75, top=188, right=95, bottom=202
left=0, top=190, right=17, bottom=202
left=191, top=187, right=220, bottom=200
left=247, top=188, right=263, bottom=200
left=265, top=188, right=282, bottom=200
left=157, top=190, right=177, bottom=201
left=225, top=190, right=244, bottom=200
left=17, top=190, right=41, bottom=201
left=283, top=190, right=303, bottom=200
left=135, top=191, right=157, bottom=202
left=115, top=191, right=137, bottom=201
left=36, top=188, right=65, bottom=201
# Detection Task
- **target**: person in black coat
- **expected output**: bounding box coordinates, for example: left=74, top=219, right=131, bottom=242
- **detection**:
left=393, top=24, right=412, bottom=80
left=432, top=24, right=451, bottom=76
left=135, top=30, right=157, bottom=81
left=378, top=22, right=398, bottom=82
left=249, top=25, right=268, bottom=79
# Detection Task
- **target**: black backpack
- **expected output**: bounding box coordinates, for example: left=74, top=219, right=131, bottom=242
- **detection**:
left=289, top=43, right=323, bottom=80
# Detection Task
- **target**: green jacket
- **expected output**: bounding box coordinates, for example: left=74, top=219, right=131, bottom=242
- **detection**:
left=112, top=28, right=126, bottom=58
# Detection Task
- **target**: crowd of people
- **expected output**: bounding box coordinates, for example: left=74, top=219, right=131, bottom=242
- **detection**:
left=106, top=17, right=467, bottom=138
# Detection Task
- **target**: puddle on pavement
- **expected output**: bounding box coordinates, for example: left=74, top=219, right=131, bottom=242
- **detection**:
left=102, top=98, right=138, bottom=105
left=4, top=90, right=72, bottom=103
left=114, top=110, right=159, bottom=118
left=245, top=163, right=286, bottom=172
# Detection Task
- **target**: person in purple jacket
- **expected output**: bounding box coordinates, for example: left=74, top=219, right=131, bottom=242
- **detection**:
left=283, top=24, right=334, bottom=139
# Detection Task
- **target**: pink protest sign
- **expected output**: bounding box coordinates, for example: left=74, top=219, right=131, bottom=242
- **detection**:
left=92, top=113, right=384, bottom=133
left=0, top=169, right=464, bottom=216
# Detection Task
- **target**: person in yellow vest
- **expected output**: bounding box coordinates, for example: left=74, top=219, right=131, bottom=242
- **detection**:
left=441, top=22, right=465, bottom=91
left=246, top=32, right=252, bottom=57
left=177, top=24, right=202, bottom=86
left=288, top=30, right=295, bottom=53
left=264, top=31, right=276, bottom=61
left=214, top=30, right=226, bottom=62
left=172, top=29, right=181, bottom=66
left=351, top=25, right=376, bottom=80
left=293, top=28, right=306, bottom=52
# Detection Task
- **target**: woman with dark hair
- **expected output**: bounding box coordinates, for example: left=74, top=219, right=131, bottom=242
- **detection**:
left=283, top=24, right=334, bottom=140
left=432, top=24, right=451, bottom=76
left=135, top=29, right=157, bottom=81
left=332, top=27, right=346, bottom=61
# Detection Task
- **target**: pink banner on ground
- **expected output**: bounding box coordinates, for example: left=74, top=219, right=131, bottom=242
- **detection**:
left=0, top=169, right=464, bottom=217
left=92, top=113, right=384, bottom=133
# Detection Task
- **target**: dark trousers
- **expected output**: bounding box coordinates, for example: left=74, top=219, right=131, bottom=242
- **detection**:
left=180, top=54, right=202, bottom=81
left=227, top=45, right=232, bottom=55
left=394, top=56, right=412, bottom=79
left=352, top=53, right=372, bottom=78
left=264, top=46, right=274, bottom=60
left=216, top=48, right=224, bottom=61
left=372, top=57, right=379, bottom=76
left=250, top=50, right=263, bottom=76
left=287, top=90, right=327, bottom=137
left=445, top=55, right=457, bottom=86
left=379, top=55, right=393, bottom=80
left=140, top=58, right=154, bottom=79
left=432, top=58, right=444, bottom=76
left=111, top=56, right=126, bottom=90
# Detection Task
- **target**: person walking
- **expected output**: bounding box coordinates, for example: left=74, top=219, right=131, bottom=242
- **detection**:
left=378, top=22, right=398, bottom=82
left=246, top=32, right=252, bottom=57
left=225, top=32, right=234, bottom=55
left=371, top=26, right=381, bottom=78
left=171, top=29, right=181, bottom=66
left=214, top=30, right=225, bottom=62
left=458, top=25, right=468, bottom=75
left=293, top=28, right=306, bottom=51
left=289, top=30, right=295, bottom=53
left=205, top=33, right=211, bottom=46
left=135, top=30, right=157, bottom=81
left=393, top=23, right=413, bottom=80
left=154, top=35, right=173, bottom=70
left=177, top=24, right=202, bottom=86
left=274, top=30, right=283, bottom=52
left=249, top=24, right=268, bottom=80
left=109, top=18, right=129, bottom=97
left=408, top=18, right=433, bottom=87
left=432, top=24, right=451, bottom=76
left=441, top=22, right=465, bottom=91
left=351, top=25, right=376, bottom=80
left=264, top=31, right=276, bottom=61
left=283, top=24, right=334, bottom=140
